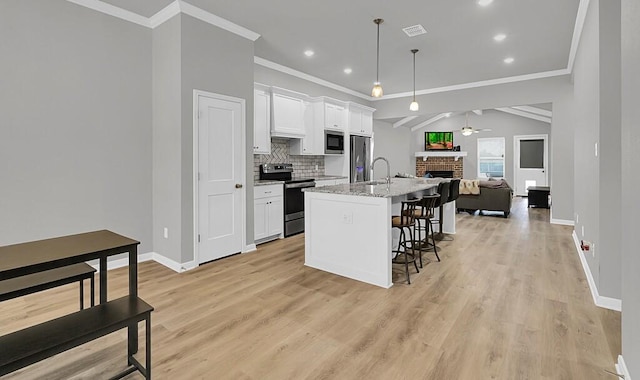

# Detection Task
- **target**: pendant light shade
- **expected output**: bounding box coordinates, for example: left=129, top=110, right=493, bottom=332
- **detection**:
left=372, top=19, right=384, bottom=98
left=410, top=49, right=419, bottom=111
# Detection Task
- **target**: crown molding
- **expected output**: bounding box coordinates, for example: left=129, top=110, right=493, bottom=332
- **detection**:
left=254, top=57, right=373, bottom=101
left=568, top=0, right=591, bottom=72
left=66, top=0, right=260, bottom=41
left=179, top=1, right=260, bottom=41
left=66, top=0, right=149, bottom=27
left=148, top=1, right=181, bottom=28
left=378, top=68, right=571, bottom=100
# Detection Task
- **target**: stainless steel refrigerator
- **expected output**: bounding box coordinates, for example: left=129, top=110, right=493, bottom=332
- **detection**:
left=350, top=135, right=371, bottom=183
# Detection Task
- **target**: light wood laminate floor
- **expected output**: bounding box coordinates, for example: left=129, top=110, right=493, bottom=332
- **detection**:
left=0, top=198, right=620, bottom=379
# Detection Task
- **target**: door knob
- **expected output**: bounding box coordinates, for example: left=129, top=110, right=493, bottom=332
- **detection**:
left=235, top=184, right=243, bottom=188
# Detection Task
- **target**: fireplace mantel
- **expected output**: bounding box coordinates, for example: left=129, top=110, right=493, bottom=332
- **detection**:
left=415, top=151, right=468, bottom=161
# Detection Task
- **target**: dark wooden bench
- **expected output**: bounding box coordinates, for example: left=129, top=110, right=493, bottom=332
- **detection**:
left=0, top=295, right=153, bottom=379
left=0, top=262, right=96, bottom=309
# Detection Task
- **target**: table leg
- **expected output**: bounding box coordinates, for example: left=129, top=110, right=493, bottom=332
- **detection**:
left=128, top=246, right=139, bottom=354
left=99, top=256, right=107, bottom=304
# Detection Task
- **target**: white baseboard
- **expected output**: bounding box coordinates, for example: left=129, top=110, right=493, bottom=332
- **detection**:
left=244, top=243, right=257, bottom=253
left=89, top=252, right=154, bottom=272
left=616, top=355, right=632, bottom=380
left=152, top=252, right=197, bottom=273
left=572, top=231, right=622, bottom=311
left=551, top=218, right=574, bottom=226
left=90, top=252, right=198, bottom=273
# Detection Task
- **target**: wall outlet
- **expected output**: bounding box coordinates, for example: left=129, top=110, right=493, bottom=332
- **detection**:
left=342, top=212, right=353, bottom=224
left=581, top=225, right=584, bottom=236
left=576, top=213, right=579, bottom=224
left=163, top=227, right=169, bottom=239
left=595, top=142, right=598, bottom=157
left=315, top=164, right=318, bottom=171
left=592, top=243, right=595, bottom=257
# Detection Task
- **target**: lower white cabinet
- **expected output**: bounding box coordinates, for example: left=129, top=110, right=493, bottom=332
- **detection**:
left=254, top=184, right=284, bottom=243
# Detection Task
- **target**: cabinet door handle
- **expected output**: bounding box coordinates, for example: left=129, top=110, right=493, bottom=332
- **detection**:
left=235, top=184, right=243, bottom=188
left=264, top=191, right=272, bottom=193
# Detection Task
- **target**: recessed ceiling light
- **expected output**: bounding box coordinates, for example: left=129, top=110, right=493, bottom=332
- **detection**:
left=344, top=68, right=352, bottom=74
left=494, top=33, right=507, bottom=42
left=304, top=50, right=314, bottom=57
left=504, top=57, right=515, bottom=64
left=478, top=0, right=494, bottom=6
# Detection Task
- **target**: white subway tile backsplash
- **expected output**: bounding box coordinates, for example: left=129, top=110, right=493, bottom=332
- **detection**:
left=254, top=138, right=325, bottom=180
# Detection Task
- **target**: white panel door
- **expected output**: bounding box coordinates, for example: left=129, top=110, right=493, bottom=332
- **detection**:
left=198, top=95, right=243, bottom=263
left=514, top=135, right=548, bottom=196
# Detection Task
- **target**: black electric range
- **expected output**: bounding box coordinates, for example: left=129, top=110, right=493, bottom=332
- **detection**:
left=259, top=164, right=315, bottom=237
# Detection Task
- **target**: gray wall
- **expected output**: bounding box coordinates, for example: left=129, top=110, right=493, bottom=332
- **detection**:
left=374, top=76, right=574, bottom=221
left=411, top=110, right=551, bottom=187
left=371, top=120, right=412, bottom=179
left=0, top=0, right=153, bottom=253
left=598, top=0, right=622, bottom=300
left=621, top=0, right=640, bottom=374
left=152, top=16, right=182, bottom=263
left=571, top=0, right=622, bottom=300
left=180, top=14, right=255, bottom=263
left=572, top=0, right=601, bottom=289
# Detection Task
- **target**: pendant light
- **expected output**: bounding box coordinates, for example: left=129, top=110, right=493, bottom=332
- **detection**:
left=410, top=49, right=419, bottom=111
left=372, top=18, right=384, bottom=98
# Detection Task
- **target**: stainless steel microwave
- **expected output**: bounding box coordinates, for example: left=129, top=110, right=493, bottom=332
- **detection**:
left=325, top=131, right=344, bottom=154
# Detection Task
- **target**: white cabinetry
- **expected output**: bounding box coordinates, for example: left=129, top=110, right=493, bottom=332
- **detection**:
left=320, top=100, right=347, bottom=131
left=271, top=87, right=306, bottom=138
left=253, top=86, right=271, bottom=154
left=348, top=104, right=375, bottom=137
left=290, top=100, right=323, bottom=155
left=254, top=184, right=284, bottom=243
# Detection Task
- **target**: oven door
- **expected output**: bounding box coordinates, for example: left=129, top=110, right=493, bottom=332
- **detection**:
left=284, top=182, right=315, bottom=221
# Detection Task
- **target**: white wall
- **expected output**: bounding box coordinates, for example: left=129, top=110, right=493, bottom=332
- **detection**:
left=371, top=120, right=412, bottom=179
left=0, top=0, right=153, bottom=254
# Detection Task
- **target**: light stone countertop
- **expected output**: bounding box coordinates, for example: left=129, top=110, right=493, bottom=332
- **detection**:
left=303, top=177, right=446, bottom=198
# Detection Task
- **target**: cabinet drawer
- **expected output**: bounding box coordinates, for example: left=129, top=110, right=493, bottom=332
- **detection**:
left=254, top=184, right=283, bottom=199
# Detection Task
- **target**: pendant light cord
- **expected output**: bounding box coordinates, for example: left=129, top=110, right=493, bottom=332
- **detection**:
left=412, top=52, right=416, bottom=101
left=376, top=21, right=380, bottom=83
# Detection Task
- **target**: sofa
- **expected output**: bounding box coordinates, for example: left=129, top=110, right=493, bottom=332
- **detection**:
left=456, top=179, right=513, bottom=217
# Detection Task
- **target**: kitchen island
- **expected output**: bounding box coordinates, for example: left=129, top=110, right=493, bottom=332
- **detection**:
left=303, top=178, right=452, bottom=288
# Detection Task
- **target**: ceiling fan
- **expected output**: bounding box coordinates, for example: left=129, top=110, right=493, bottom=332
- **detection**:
left=457, top=112, right=492, bottom=136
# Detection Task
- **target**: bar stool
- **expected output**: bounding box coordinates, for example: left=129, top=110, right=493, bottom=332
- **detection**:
left=392, top=198, right=421, bottom=284
left=432, top=181, right=450, bottom=240
left=410, top=194, right=441, bottom=267
left=440, top=178, right=460, bottom=241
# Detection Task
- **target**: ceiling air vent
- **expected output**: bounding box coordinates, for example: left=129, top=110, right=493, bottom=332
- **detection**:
left=402, top=24, right=427, bottom=37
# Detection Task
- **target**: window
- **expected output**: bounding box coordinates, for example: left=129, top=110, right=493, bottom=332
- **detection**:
left=477, top=137, right=505, bottom=178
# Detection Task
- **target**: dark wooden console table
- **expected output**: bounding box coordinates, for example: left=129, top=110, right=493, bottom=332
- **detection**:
left=0, top=230, right=152, bottom=378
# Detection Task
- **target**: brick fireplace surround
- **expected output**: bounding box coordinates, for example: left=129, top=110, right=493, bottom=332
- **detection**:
left=416, top=156, right=463, bottom=178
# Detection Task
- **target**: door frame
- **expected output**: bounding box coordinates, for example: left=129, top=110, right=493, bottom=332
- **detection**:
left=192, top=89, right=249, bottom=265
left=513, top=134, right=549, bottom=196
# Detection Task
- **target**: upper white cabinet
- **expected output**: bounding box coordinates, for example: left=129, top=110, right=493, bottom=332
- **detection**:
left=348, top=104, right=375, bottom=137
left=271, top=87, right=306, bottom=138
left=253, top=85, right=271, bottom=154
left=290, top=100, right=323, bottom=155
left=321, top=100, right=347, bottom=131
